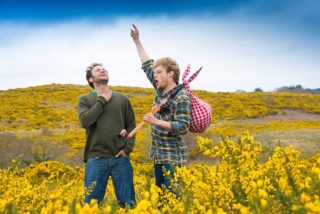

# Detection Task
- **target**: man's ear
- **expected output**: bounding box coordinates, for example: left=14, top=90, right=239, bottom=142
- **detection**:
left=89, top=77, right=94, bottom=83
left=168, top=70, right=174, bottom=80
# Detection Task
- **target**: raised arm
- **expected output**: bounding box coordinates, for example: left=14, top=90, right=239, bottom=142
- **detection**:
left=131, top=24, right=157, bottom=89
left=130, top=24, right=151, bottom=64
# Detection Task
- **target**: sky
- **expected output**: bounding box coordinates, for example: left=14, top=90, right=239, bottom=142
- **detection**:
left=0, top=0, right=319, bottom=92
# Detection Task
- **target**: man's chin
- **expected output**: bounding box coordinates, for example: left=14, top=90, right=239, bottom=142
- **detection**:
left=98, top=79, right=109, bottom=85
left=156, top=82, right=162, bottom=88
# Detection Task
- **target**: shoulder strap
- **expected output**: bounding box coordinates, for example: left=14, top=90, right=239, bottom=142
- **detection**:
left=157, top=84, right=184, bottom=113
left=168, top=84, right=184, bottom=100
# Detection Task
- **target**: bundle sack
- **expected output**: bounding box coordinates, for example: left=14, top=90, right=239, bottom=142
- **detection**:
left=182, top=65, right=212, bottom=133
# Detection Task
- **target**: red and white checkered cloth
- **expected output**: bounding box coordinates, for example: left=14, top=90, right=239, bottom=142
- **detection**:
left=182, top=65, right=212, bottom=133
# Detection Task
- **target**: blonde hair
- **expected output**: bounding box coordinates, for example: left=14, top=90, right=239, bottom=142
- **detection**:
left=153, top=57, right=180, bottom=84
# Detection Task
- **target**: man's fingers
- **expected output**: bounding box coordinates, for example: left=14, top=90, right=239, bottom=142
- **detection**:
left=120, top=129, right=127, bottom=136
left=143, top=113, right=151, bottom=120
left=115, top=151, right=121, bottom=157
left=143, top=115, right=148, bottom=122
left=131, top=24, right=139, bottom=34
left=132, top=24, right=138, bottom=31
left=115, top=150, right=127, bottom=158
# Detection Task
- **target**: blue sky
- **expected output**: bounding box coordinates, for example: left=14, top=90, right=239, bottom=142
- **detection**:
left=0, top=0, right=251, bottom=20
left=0, top=0, right=319, bottom=91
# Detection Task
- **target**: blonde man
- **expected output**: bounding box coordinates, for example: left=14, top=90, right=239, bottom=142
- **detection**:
left=131, top=24, right=191, bottom=192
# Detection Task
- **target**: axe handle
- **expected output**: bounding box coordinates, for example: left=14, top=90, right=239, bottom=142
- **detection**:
left=126, top=103, right=162, bottom=139
left=127, top=121, right=145, bottom=138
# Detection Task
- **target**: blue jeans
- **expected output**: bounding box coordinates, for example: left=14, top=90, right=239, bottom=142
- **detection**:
left=85, top=156, right=135, bottom=207
left=154, top=163, right=175, bottom=191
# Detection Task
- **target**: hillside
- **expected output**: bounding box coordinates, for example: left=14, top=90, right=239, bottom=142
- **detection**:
left=1, top=84, right=320, bottom=213
left=0, top=84, right=320, bottom=166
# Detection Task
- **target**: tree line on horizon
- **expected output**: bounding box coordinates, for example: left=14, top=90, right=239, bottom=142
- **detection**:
left=251, top=85, right=320, bottom=93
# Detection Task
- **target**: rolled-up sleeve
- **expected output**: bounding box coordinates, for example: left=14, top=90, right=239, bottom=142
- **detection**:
left=170, top=94, right=191, bottom=135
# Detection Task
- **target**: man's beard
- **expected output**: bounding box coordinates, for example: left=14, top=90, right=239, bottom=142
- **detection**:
left=95, top=78, right=109, bottom=85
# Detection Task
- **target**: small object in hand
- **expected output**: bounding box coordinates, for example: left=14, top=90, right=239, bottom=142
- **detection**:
left=117, top=129, right=128, bottom=142
left=116, top=129, right=128, bottom=158
left=119, top=129, right=127, bottom=136
left=117, top=134, right=127, bottom=142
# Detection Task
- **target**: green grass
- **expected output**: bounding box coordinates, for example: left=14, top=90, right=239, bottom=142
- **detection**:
left=255, top=129, right=320, bottom=159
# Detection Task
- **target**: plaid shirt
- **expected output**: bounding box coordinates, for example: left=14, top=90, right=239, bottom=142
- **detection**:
left=142, top=60, right=191, bottom=166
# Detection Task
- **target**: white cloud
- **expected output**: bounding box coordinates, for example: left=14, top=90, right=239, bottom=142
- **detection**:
left=0, top=16, right=319, bottom=92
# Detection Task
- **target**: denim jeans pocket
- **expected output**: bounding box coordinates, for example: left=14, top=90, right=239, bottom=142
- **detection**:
left=86, top=157, right=100, bottom=164
left=116, top=156, right=129, bottom=161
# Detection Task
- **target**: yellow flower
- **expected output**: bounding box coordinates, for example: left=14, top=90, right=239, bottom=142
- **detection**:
left=105, top=205, right=112, bottom=214
left=305, top=202, right=320, bottom=213
left=258, top=189, right=268, bottom=198
left=300, top=193, right=311, bottom=203
left=206, top=209, right=213, bottom=214
left=257, top=180, right=263, bottom=188
left=216, top=208, right=227, bottom=214
left=240, top=207, right=250, bottom=214
left=135, top=199, right=152, bottom=211
left=260, top=199, right=268, bottom=207
left=251, top=181, right=257, bottom=189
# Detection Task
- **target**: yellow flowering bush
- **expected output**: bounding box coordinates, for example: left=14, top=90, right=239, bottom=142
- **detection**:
left=1, top=132, right=319, bottom=213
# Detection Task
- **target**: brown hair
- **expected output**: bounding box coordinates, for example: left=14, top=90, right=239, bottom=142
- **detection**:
left=85, top=62, right=102, bottom=88
left=153, top=57, right=180, bottom=84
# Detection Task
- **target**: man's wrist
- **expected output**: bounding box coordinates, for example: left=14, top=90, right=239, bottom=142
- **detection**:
left=154, top=119, right=161, bottom=126
left=157, top=120, right=172, bottom=131
left=134, top=39, right=141, bottom=44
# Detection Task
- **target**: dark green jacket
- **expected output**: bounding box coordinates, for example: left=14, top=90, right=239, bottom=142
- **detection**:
left=77, top=91, right=135, bottom=162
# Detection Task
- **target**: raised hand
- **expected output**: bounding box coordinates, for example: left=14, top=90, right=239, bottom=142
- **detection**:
left=130, top=24, right=140, bottom=42
left=130, top=24, right=150, bottom=63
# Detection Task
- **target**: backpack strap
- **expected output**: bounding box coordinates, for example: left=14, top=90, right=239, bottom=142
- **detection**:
left=157, top=84, right=184, bottom=114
